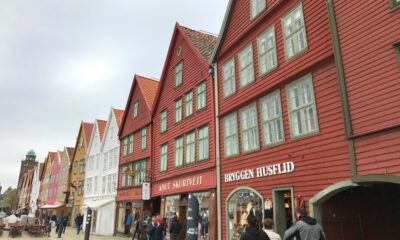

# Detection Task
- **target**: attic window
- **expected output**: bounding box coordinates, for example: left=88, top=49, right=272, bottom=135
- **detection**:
left=250, top=0, right=266, bottom=20
left=133, top=101, right=139, bottom=118
left=177, top=46, right=183, bottom=56
left=175, top=61, right=183, bottom=87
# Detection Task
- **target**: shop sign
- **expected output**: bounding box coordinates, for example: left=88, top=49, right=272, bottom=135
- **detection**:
left=142, top=182, right=151, bottom=200
left=224, top=161, right=295, bottom=183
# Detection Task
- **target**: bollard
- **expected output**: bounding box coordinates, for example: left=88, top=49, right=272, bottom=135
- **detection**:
left=84, top=207, right=92, bottom=240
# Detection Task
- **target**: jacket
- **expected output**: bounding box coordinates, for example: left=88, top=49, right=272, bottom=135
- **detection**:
left=283, top=216, right=326, bottom=240
left=240, top=226, right=270, bottom=240
left=169, top=218, right=182, bottom=234
left=147, top=223, right=163, bottom=240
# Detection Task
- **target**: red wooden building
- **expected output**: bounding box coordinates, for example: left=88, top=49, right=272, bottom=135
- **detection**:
left=211, top=0, right=352, bottom=239
left=151, top=23, right=217, bottom=240
left=116, top=74, right=159, bottom=234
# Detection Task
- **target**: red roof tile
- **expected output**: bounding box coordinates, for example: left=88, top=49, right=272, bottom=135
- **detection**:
left=136, top=75, right=159, bottom=111
left=97, top=120, right=107, bottom=141
left=82, top=122, right=94, bottom=147
left=113, top=109, right=125, bottom=128
left=181, top=26, right=218, bottom=61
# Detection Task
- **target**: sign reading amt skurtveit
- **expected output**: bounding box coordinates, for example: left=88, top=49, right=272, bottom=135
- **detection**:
left=224, top=161, right=295, bottom=183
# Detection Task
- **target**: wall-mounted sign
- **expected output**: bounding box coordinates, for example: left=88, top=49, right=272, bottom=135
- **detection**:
left=224, top=161, right=295, bottom=183
left=142, top=182, right=151, bottom=200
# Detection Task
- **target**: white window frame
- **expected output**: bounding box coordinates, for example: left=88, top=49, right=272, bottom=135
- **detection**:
left=103, top=152, right=108, bottom=171
left=224, top=112, right=239, bottom=157
left=198, top=125, right=209, bottom=161
left=133, top=101, right=139, bottom=118
left=257, top=25, right=278, bottom=76
left=286, top=74, right=319, bottom=138
left=185, top=131, right=196, bottom=164
left=141, top=127, right=147, bottom=150
left=240, top=103, right=260, bottom=153
left=197, top=81, right=207, bottom=110
left=128, top=134, right=134, bottom=154
left=222, top=57, right=236, bottom=98
left=185, top=91, right=193, bottom=117
left=134, top=160, right=146, bottom=186
left=239, top=44, right=255, bottom=88
left=107, top=174, right=112, bottom=193
left=123, top=137, right=128, bottom=156
left=259, top=90, right=284, bottom=146
left=174, top=137, right=183, bottom=167
left=175, top=98, right=182, bottom=123
left=102, top=176, right=106, bottom=194
left=175, top=61, right=183, bottom=87
left=160, top=144, right=168, bottom=172
left=281, top=3, right=308, bottom=60
left=250, top=0, right=266, bottom=20
left=160, top=110, right=167, bottom=133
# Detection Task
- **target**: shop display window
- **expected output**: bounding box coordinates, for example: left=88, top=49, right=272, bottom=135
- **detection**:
left=227, top=188, right=263, bottom=240
left=193, top=192, right=211, bottom=240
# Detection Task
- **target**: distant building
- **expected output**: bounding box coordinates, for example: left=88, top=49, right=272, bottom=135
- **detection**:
left=16, top=150, right=38, bottom=212
left=29, top=163, right=42, bottom=214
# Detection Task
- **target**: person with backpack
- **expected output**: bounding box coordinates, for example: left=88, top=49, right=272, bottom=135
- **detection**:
left=283, top=208, right=326, bottom=240
left=240, top=212, right=270, bottom=240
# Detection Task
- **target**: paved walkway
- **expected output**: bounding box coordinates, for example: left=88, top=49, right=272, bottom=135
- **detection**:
left=1, top=227, right=131, bottom=240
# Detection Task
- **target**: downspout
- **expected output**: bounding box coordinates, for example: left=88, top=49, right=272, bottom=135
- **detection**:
left=211, top=63, right=222, bottom=240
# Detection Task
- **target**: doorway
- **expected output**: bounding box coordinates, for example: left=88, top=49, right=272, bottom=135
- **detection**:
left=91, top=210, right=97, bottom=233
left=273, top=187, right=294, bottom=237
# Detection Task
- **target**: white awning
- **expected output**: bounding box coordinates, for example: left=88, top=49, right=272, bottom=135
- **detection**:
left=84, top=199, right=114, bottom=210
left=39, top=204, right=62, bottom=209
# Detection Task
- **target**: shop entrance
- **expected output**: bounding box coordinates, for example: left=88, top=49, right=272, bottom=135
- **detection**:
left=273, top=187, right=294, bottom=238
left=320, top=182, right=400, bottom=240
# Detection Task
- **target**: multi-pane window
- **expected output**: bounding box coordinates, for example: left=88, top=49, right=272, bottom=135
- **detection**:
left=141, top=128, right=147, bottom=150
left=259, top=90, right=284, bottom=146
left=197, top=81, right=206, bottom=110
left=286, top=74, right=319, bottom=138
left=174, top=137, right=183, bottom=167
left=185, top=132, right=196, bottom=164
left=185, top=92, right=193, bottom=117
left=79, top=159, right=85, bottom=173
left=175, top=61, right=183, bottom=87
left=102, top=176, right=106, bottom=194
left=239, top=44, right=255, bottom=88
left=175, top=98, right=182, bottom=123
left=390, top=0, right=400, bottom=9
left=134, top=160, right=146, bottom=186
left=107, top=175, right=112, bottom=193
left=111, top=173, right=117, bottom=193
left=121, top=164, right=133, bottom=187
left=240, top=104, right=260, bottom=152
left=103, top=152, right=108, bottom=171
left=94, top=176, right=98, bottom=194
left=250, top=0, right=266, bottom=19
left=133, top=101, right=139, bottom=118
left=123, top=137, right=128, bottom=156
left=198, top=126, right=209, bottom=161
left=160, top=110, right=167, bottom=133
left=282, top=4, right=307, bottom=60
left=222, top=58, right=236, bottom=97
left=128, top=134, right=134, bottom=154
left=113, top=147, right=118, bottom=166
left=160, top=144, right=168, bottom=172
left=257, top=25, right=277, bottom=76
left=224, top=113, right=239, bottom=157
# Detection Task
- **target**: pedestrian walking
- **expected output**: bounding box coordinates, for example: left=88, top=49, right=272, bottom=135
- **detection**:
left=169, top=215, right=181, bottom=240
left=283, top=208, right=326, bottom=240
left=55, top=215, right=61, bottom=233
left=75, top=213, right=83, bottom=235
left=263, top=219, right=281, bottom=240
left=62, top=215, right=69, bottom=234
left=45, top=215, right=52, bottom=237
left=240, top=212, right=270, bottom=240
left=147, top=216, right=163, bottom=240
left=125, top=213, right=133, bottom=235
left=132, top=214, right=142, bottom=240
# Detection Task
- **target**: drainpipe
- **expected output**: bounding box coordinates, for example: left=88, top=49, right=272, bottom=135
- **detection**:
left=210, top=63, right=222, bottom=240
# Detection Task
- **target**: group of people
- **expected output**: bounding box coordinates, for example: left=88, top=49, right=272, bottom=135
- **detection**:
left=240, top=208, right=326, bottom=240
left=42, top=213, right=69, bottom=237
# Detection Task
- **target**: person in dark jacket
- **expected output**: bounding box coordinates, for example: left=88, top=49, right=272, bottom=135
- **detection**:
left=75, top=213, right=84, bottom=234
left=169, top=215, right=182, bottom=240
left=55, top=215, right=61, bottom=233
left=283, top=208, right=326, bottom=240
left=240, top=212, right=270, bottom=240
left=147, top=216, right=163, bottom=240
left=62, top=216, right=69, bottom=234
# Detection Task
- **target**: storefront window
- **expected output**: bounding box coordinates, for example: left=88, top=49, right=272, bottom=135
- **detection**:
left=165, top=195, right=180, bottom=239
left=227, top=188, right=263, bottom=240
left=193, top=192, right=211, bottom=240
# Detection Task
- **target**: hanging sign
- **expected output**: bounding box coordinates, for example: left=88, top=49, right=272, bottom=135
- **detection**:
left=142, top=182, right=151, bottom=200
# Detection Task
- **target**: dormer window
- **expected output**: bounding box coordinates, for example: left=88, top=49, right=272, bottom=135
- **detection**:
left=250, top=0, right=266, bottom=20
left=175, top=61, right=183, bottom=87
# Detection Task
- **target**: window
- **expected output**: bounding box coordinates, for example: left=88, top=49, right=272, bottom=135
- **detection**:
left=185, top=91, right=193, bottom=117
left=79, top=159, right=85, bottom=173
left=239, top=44, right=255, bottom=88
left=175, top=61, right=183, bottom=87
left=78, top=137, right=84, bottom=148
left=121, top=164, right=133, bottom=187
left=107, top=175, right=112, bottom=193
left=198, top=126, right=209, bottom=161
left=257, top=25, right=277, bottom=76
left=134, top=160, right=146, bottom=186
left=282, top=4, right=307, bottom=60
left=111, top=173, right=117, bottom=193
left=185, top=132, right=196, bottom=164
left=197, top=81, right=207, bottom=110
left=133, top=101, right=139, bottom=118
left=113, top=147, right=118, bottom=166
left=123, top=137, right=128, bottom=156
left=141, top=128, right=147, bottom=150
left=128, top=134, right=134, bottom=154
left=175, top=98, right=182, bottom=123
left=250, top=0, right=266, bottom=19
left=160, top=144, right=168, bottom=172
left=224, top=113, right=239, bottom=157
left=222, top=57, right=236, bottom=97
left=94, top=176, right=98, bottom=194
left=240, top=103, right=260, bottom=152
left=259, top=90, right=284, bottom=146
left=102, top=176, right=106, bottom=194
left=174, top=137, right=183, bottom=167
left=160, top=110, right=167, bottom=133
left=103, top=152, right=108, bottom=171
left=286, top=74, right=319, bottom=138
left=390, top=0, right=400, bottom=9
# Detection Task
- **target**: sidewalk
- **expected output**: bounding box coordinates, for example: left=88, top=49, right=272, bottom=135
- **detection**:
left=1, top=227, right=131, bottom=240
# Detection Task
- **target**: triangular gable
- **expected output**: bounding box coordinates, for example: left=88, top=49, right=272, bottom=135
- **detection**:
left=151, top=22, right=217, bottom=118
left=101, top=108, right=124, bottom=151
left=87, top=119, right=107, bottom=155
left=71, top=121, right=94, bottom=163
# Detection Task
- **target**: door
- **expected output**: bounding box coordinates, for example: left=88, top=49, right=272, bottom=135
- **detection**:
left=273, top=187, right=294, bottom=237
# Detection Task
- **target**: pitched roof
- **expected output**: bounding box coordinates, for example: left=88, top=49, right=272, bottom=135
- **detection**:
left=82, top=122, right=94, bottom=147
left=113, top=109, right=125, bottom=128
left=66, top=147, right=75, bottom=160
left=136, top=75, right=159, bottom=111
left=181, top=26, right=218, bottom=61
left=97, top=120, right=107, bottom=141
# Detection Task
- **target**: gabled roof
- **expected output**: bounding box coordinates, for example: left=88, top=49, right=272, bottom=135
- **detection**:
left=82, top=122, right=94, bottom=147
left=97, top=119, right=107, bottom=142
left=151, top=22, right=217, bottom=117
left=113, top=108, right=125, bottom=129
left=66, top=147, right=75, bottom=160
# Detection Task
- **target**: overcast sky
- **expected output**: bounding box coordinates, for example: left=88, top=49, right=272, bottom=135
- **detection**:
left=0, top=0, right=228, bottom=190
